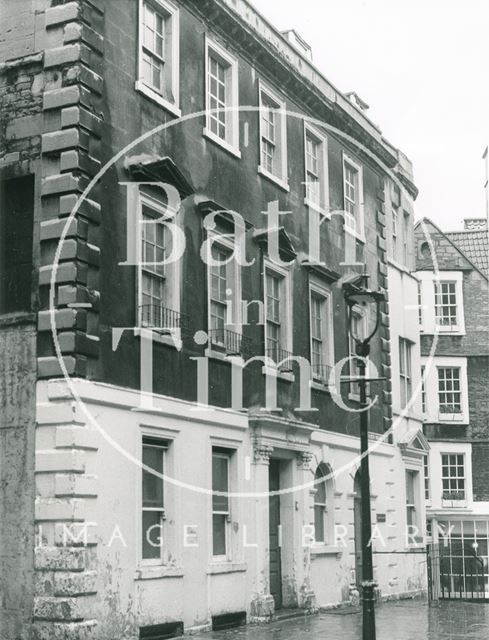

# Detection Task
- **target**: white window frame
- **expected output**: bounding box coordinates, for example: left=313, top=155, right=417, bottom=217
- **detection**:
left=405, top=468, right=422, bottom=543
left=257, top=80, right=288, bottom=190
left=417, top=279, right=424, bottom=329
left=263, top=260, right=292, bottom=363
left=313, top=465, right=331, bottom=545
left=140, top=436, right=168, bottom=566
left=441, top=453, right=466, bottom=502
left=204, top=35, right=240, bottom=158
left=399, top=337, right=413, bottom=410
left=205, top=232, right=242, bottom=354
left=348, top=304, right=368, bottom=400
left=136, top=0, right=181, bottom=116
left=424, top=454, right=431, bottom=503
left=437, top=366, right=463, bottom=420
left=309, top=279, right=334, bottom=383
left=402, top=211, right=410, bottom=266
left=421, top=365, right=427, bottom=416
left=136, top=188, right=181, bottom=335
left=342, top=152, right=365, bottom=242
left=416, top=271, right=465, bottom=335
left=304, top=122, right=330, bottom=216
left=211, top=449, right=232, bottom=560
left=435, top=280, right=459, bottom=330
left=420, top=356, right=469, bottom=424
left=391, top=206, right=399, bottom=258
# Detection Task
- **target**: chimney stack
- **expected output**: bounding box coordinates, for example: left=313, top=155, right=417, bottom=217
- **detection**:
left=464, top=218, right=488, bottom=231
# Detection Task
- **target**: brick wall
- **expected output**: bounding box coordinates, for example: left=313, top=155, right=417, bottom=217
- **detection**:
left=415, top=219, right=489, bottom=502
left=0, top=56, right=43, bottom=167
left=472, top=442, right=489, bottom=502
left=467, top=356, right=489, bottom=441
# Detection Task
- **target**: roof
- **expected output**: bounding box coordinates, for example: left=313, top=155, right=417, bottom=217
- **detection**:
left=415, top=218, right=489, bottom=281
left=445, top=229, right=489, bottom=277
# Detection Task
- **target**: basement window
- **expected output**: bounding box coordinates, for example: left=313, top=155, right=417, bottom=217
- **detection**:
left=139, top=621, right=184, bottom=639
left=212, top=611, right=246, bottom=631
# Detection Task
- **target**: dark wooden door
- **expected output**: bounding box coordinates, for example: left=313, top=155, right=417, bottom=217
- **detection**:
left=269, top=459, right=282, bottom=609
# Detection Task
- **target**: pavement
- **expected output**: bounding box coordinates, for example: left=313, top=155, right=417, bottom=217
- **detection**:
left=192, top=600, right=489, bottom=639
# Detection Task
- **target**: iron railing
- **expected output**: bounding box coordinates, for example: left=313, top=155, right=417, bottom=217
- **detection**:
left=311, top=362, right=333, bottom=383
left=265, top=345, right=294, bottom=372
left=139, top=305, right=189, bottom=332
left=208, top=328, right=252, bottom=357
left=428, top=542, right=489, bottom=602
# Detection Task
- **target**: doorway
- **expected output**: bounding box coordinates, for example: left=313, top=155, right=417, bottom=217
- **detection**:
left=269, top=459, right=282, bottom=609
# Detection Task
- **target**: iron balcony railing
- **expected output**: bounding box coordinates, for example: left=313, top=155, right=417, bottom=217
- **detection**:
left=265, top=344, right=294, bottom=372
left=139, top=305, right=189, bottom=332
left=311, top=362, right=333, bottom=383
left=208, top=328, right=253, bottom=357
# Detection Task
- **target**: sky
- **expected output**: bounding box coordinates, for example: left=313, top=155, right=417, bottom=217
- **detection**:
left=252, top=0, right=489, bottom=230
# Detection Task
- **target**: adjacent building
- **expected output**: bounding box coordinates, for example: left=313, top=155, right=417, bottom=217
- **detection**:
left=415, top=217, right=489, bottom=600
left=1, top=0, right=427, bottom=638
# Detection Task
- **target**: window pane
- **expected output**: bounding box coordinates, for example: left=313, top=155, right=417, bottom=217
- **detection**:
left=314, top=505, right=325, bottom=543
left=213, top=513, right=227, bottom=556
left=212, top=454, right=229, bottom=512
left=315, top=469, right=326, bottom=504
left=142, top=510, right=162, bottom=559
left=143, top=445, right=164, bottom=508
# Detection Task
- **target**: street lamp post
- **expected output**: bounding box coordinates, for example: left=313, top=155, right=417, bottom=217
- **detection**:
left=344, top=275, right=385, bottom=640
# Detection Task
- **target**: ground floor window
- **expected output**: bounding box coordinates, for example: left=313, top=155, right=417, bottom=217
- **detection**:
left=142, top=437, right=167, bottom=561
left=212, top=448, right=231, bottom=558
left=436, top=520, right=489, bottom=599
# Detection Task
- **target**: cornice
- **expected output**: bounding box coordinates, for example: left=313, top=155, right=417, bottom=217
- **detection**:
left=183, top=0, right=403, bottom=172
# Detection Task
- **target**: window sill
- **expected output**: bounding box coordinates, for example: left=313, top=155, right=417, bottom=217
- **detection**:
left=310, top=545, right=342, bottom=558
left=0, top=312, right=36, bottom=328
left=207, top=561, right=247, bottom=575
left=205, top=347, right=245, bottom=363
left=203, top=128, right=241, bottom=159
left=442, top=499, right=468, bottom=509
left=262, top=365, right=295, bottom=382
left=304, top=198, right=330, bottom=218
left=134, top=81, right=181, bottom=118
left=437, top=415, right=467, bottom=425
left=310, top=379, right=331, bottom=393
left=257, top=166, right=289, bottom=192
left=134, top=328, right=182, bottom=350
left=134, top=565, right=184, bottom=581
left=433, top=326, right=465, bottom=335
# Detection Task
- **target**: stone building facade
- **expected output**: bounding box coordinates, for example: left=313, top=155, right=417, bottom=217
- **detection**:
left=415, top=216, right=489, bottom=599
left=1, top=1, right=427, bottom=637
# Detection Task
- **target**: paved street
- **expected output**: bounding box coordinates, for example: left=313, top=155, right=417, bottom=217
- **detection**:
left=194, top=601, right=489, bottom=639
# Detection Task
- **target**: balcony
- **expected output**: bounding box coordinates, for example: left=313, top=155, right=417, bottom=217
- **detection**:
left=265, top=345, right=294, bottom=372
left=311, top=362, right=332, bottom=384
left=208, top=328, right=252, bottom=357
left=139, top=305, right=189, bottom=333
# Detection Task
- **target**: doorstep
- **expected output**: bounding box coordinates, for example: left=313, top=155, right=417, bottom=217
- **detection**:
left=272, top=608, right=316, bottom=622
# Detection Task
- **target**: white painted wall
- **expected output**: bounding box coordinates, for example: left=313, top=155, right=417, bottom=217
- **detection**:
left=35, top=378, right=427, bottom=634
